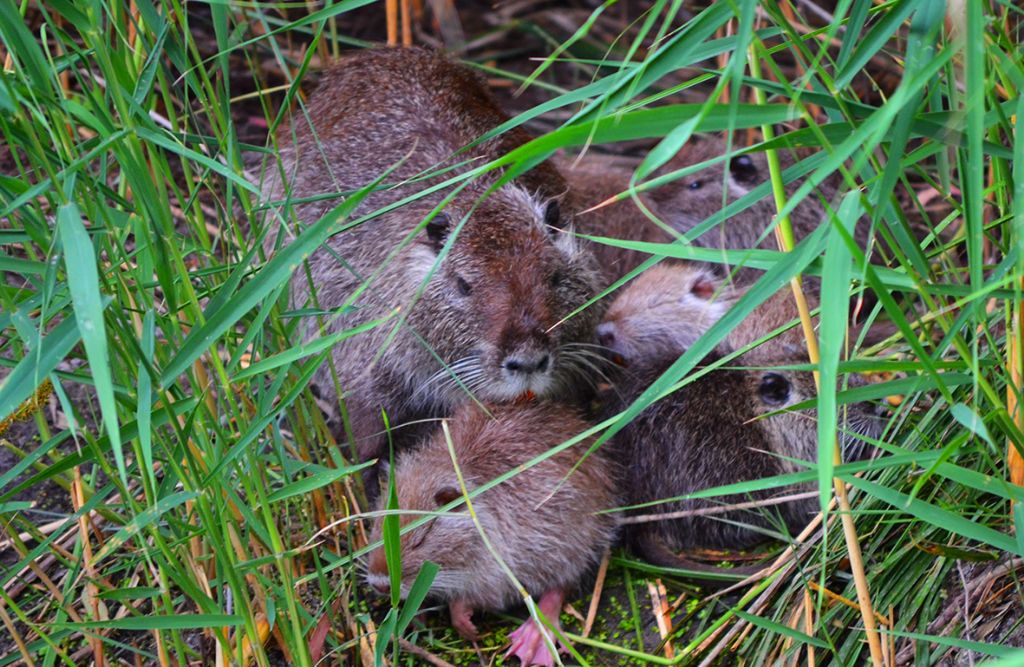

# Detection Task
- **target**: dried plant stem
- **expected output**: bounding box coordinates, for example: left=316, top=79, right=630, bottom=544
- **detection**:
left=1007, top=280, right=1024, bottom=493
left=748, top=40, right=885, bottom=667
left=582, top=547, right=610, bottom=638
left=386, top=0, right=399, bottom=45
left=401, top=0, right=413, bottom=46
left=803, top=587, right=816, bottom=667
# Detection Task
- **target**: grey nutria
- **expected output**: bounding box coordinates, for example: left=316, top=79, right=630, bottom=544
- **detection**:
left=365, top=402, right=617, bottom=666
left=604, top=347, right=883, bottom=567
left=260, top=47, right=602, bottom=474
left=596, top=262, right=736, bottom=366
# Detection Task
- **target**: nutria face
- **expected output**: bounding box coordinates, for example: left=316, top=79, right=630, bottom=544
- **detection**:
left=365, top=471, right=487, bottom=600
left=648, top=141, right=776, bottom=247
left=596, top=263, right=733, bottom=365
left=744, top=364, right=884, bottom=463
left=407, top=184, right=602, bottom=406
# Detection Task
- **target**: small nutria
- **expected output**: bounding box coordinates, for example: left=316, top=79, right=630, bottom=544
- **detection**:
left=596, top=262, right=736, bottom=366
left=604, top=348, right=883, bottom=566
left=559, top=152, right=675, bottom=283
left=647, top=137, right=870, bottom=280
left=261, top=47, right=602, bottom=471
left=365, top=402, right=617, bottom=666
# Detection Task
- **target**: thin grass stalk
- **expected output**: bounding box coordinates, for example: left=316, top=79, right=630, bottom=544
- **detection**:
left=747, top=39, right=885, bottom=667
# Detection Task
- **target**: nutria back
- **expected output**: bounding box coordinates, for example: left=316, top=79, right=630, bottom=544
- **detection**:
left=365, top=402, right=618, bottom=611
left=260, top=47, right=603, bottom=466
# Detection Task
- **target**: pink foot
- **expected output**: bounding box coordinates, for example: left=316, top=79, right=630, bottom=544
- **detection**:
left=504, top=590, right=568, bottom=666
left=449, top=599, right=478, bottom=641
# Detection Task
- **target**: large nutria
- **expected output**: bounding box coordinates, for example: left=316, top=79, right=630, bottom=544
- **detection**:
left=260, top=47, right=602, bottom=472
left=604, top=347, right=883, bottom=566
left=596, top=262, right=737, bottom=366
left=365, top=402, right=617, bottom=666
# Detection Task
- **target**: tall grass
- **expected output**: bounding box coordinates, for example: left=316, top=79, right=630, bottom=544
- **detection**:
left=0, top=1, right=1021, bottom=665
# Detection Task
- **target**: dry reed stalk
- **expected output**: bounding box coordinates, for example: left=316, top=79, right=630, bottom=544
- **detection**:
left=72, top=467, right=105, bottom=667
left=0, top=598, right=35, bottom=667
left=804, top=587, right=816, bottom=667
left=648, top=579, right=675, bottom=659
left=748, top=37, right=886, bottom=667
left=1006, top=274, right=1024, bottom=493
left=386, top=0, right=399, bottom=45
left=582, top=547, right=610, bottom=638
left=401, top=0, right=413, bottom=45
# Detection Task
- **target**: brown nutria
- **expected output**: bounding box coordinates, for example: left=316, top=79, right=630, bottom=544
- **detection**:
left=365, top=402, right=617, bottom=666
left=647, top=137, right=870, bottom=281
left=558, top=153, right=675, bottom=283
left=603, top=347, right=883, bottom=568
left=260, top=47, right=602, bottom=472
left=596, top=262, right=737, bottom=366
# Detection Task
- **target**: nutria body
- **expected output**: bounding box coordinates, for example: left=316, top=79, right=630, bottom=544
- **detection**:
left=365, top=402, right=617, bottom=666
left=560, top=153, right=675, bottom=283
left=604, top=348, right=882, bottom=562
left=596, top=262, right=736, bottom=365
left=261, top=47, right=602, bottom=469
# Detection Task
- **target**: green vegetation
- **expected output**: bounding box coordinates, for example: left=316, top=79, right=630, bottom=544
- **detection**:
left=1, top=1, right=1022, bottom=665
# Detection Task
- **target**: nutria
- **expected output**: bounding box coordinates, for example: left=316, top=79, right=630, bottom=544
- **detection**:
left=595, top=262, right=737, bottom=366
left=365, top=402, right=617, bottom=666
left=260, top=47, right=602, bottom=473
left=559, top=153, right=675, bottom=283
left=648, top=137, right=872, bottom=281
left=604, top=347, right=883, bottom=565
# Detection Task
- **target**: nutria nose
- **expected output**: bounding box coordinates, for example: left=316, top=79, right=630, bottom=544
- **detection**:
left=596, top=323, right=616, bottom=348
left=503, top=353, right=550, bottom=375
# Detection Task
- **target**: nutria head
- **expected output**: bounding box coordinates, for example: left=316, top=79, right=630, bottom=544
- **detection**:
left=365, top=403, right=616, bottom=609
left=595, top=262, right=734, bottom=365
left=404, top=183, right=602, bottom=406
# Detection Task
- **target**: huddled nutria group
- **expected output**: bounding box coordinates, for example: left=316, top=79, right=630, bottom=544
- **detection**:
left=261, top=46, right=885, bottom=666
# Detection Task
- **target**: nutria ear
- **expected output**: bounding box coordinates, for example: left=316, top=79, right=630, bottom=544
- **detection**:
left=425, top=212, right=451, bottom=252
left=543, top=199, right=566, bottom=230
left=729, top=154, right=759, bottom=184
left=434, top=486, right=462, bottom=507
left=690, top=277, right=716, bottom=300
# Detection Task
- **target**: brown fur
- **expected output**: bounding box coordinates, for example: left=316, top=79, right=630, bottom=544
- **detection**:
left=648, top=137, right=868, bottom=282
left=559, top=153, right=675, bottom=283
left=604, top=347, right=883, bottom=558
left=365, top=402, right=617, bottom=613
left=259, top=47, right=603, bottom=467
left=597, top=262, right=737, bottom=365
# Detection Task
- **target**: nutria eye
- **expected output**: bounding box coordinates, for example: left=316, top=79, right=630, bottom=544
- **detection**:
left=550, top=270, right=564, bottom=288
left=688, top=180, right=703, bottom=190
left=759, top=373, right=791, bottom=406
left=729, top=154, right=759, bottom=183
left=434, top=486, right=462, bottom=507
left=455, top=276, right=472, bottom=296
